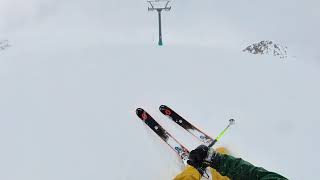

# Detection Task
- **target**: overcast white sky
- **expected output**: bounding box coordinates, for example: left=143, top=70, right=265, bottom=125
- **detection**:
left=1, top=0, right=320, bottom=54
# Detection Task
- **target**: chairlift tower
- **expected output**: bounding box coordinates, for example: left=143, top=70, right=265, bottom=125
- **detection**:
left=147, top=0, right=171, bottom=46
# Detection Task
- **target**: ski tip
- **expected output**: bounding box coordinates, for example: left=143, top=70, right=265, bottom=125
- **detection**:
left=159, top=105, right=169, bottom=111
left=159, top=105, right=166, bottom=110
left=159, top=105, right=172, bottom=115
left=136, top=108, right=148, bottom=121
left=136, top=108, right=144, bottom=115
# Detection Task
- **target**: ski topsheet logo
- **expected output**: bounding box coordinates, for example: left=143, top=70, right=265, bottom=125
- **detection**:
left=141, top=111, right=148, bottom=121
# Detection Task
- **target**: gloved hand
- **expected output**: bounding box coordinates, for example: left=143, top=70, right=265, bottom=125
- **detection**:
left=187, top=145, right=217, bottom=175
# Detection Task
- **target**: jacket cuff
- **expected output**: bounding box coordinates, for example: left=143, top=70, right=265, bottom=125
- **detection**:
left=210, top=152, right=223, bottom=169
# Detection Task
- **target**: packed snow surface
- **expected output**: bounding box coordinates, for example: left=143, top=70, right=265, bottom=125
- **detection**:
left=1, top=0, right=320, bottom=179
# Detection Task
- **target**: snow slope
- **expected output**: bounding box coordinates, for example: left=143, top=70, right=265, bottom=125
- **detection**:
left=1, top=0, right=320, bottom=179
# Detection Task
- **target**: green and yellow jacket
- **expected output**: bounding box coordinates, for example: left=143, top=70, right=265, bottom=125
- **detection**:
left=174, top=148, right=287, bottom=180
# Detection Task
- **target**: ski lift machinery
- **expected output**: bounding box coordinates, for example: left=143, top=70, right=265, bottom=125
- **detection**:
left=147, top=0, right=171, bottom=46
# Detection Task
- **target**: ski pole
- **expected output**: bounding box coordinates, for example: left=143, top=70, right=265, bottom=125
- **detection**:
left=208, top=119, right=235, bottom=148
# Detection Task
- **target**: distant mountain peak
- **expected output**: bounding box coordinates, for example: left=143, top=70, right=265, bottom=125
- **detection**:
left=243, top=40, right=287, bottom=59
left=0, top=40, right=10, bottom=51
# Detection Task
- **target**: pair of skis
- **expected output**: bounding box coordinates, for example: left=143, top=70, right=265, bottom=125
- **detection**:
left=136, top=105, right=235, bottom=165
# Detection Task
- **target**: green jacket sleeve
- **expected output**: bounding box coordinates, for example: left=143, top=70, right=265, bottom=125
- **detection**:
left=211, top=153, right=288, bottom=180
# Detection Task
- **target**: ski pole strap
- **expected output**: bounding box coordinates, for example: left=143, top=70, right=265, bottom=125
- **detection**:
left=208, top=119, right=235, bottom=148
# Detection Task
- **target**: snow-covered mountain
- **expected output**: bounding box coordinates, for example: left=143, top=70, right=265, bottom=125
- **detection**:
left=1, top=0, right=320, bottom=179
left=0, top=40, right=9, bottom=50
left=243, top=40, right=288, bottom=58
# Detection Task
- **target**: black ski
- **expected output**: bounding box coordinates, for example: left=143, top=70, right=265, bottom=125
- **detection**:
left=159, top=105, right=214, bottom=146
left=136, top=108, right=189, bottom=164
